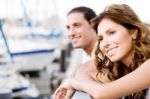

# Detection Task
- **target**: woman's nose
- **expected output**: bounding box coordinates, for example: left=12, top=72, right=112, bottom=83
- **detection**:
left=101, top=38, right=110, bottom=48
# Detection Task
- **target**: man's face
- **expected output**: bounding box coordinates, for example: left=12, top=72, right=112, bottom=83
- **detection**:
left=66, top=12, right=96, bottom=49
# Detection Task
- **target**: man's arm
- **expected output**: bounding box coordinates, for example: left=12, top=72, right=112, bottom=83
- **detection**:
left=74, top=59, right=96, bottom=80
left=53, top=59, right=96, bottom=99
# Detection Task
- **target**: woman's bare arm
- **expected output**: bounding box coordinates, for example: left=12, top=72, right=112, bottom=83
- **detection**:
left=70, top=59, right=150, bottom=99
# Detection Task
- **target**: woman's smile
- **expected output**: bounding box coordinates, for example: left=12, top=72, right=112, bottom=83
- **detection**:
left=105, top=46, right=118, bottom=58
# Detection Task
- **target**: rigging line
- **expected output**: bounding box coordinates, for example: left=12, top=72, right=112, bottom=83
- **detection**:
left=0, top=20, right=14, bottom=62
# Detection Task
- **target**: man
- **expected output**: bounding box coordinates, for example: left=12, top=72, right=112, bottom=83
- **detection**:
left=53, top=6, right=97, bottom=99
left=67, top=6, right=97, bottom=56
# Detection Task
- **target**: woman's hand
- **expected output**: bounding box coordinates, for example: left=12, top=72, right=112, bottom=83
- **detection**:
left=53, top=79, right=75, bottom=99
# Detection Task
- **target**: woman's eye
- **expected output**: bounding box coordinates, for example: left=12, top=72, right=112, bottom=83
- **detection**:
left=109, top=31, right=115, bottom=35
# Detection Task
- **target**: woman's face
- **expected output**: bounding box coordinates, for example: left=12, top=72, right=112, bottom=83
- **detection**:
left=97, top=18, right=136, bottom=66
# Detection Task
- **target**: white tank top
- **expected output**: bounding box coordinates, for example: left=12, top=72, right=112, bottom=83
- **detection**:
left=146, top=87, right=150, bottom=99
left=121, top=88, right=150, bottom=99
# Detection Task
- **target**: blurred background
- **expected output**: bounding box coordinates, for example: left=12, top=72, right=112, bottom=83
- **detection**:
left=0, top=0, right=150, bottom=99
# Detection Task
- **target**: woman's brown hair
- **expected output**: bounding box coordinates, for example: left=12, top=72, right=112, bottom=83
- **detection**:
left=91, top=4, right=150, bottom=99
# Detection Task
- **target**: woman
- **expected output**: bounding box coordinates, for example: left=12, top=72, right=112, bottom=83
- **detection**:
left=53, top=4, right=150, bottom=99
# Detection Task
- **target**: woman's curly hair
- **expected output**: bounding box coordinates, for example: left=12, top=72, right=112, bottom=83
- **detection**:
left=91, top=4, right=150, bottom=99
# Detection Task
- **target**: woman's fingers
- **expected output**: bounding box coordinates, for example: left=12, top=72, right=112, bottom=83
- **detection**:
left=53, top=88, right=67, bottom=99
left=65, top=89, right=75, bottom=99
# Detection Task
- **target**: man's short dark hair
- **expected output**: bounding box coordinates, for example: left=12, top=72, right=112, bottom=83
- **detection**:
left=67, top=6, right=96, bottom=24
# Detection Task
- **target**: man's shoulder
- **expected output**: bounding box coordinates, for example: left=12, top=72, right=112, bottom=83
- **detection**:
left=77, top=59, right=96, bottom=73
left=80, top=59, right=94, bottom=67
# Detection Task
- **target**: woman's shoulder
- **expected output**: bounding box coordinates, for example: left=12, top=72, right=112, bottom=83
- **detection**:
left=143, top=59, right=150, bottom=63
left=134, top=59, right=150, bottom=76
left=139, top=59, right=150, bottom=69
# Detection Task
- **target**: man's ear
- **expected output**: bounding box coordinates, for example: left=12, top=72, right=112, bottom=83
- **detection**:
left=92, top=28, right=96, bottom=33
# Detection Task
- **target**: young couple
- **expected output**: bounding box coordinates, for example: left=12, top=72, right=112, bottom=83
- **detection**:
left=54, top=4, right=150, bottom=99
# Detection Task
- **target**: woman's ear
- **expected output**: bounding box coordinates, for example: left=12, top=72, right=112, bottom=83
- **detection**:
left=131, top=29, right=138, bottom=40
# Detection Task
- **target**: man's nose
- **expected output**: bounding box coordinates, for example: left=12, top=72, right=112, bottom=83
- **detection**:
left=68, top=29, right=76, bottom=39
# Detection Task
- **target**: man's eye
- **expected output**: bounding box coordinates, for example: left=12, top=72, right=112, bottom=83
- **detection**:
left=74, top=23, right=81, bottom=27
